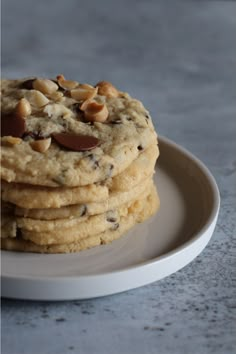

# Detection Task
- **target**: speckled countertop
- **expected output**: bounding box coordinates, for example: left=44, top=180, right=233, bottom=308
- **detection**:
left=1, top=1, right=236, bottom=353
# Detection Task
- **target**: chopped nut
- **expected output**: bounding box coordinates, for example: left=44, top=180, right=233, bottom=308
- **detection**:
left=70, top=87, right=98, bottom=101
left=80, top=99, right=93, bottom=111
left=56, top=74, right=65, bottom=81
left=48, top=91, right=64, bottom=101
left=79, top=83, right=95, bottom=90
left=57, top=75, right=78, bottom=90
left=15, top=98, right=32, bottom=117
left=57, top=74, right=79, bottom=90
left=25, top=90, right=49, bottom=107
left=1, top=136, right=22, bottom=146
left=30, top=137, right=51, bottom=153
left=33, top=79, right=58, bottom=95
left=84, top=101, right=109, bottom=122
left=96, top=81, right=119, bottom=98
left=60, top=80, right=78, bottom=90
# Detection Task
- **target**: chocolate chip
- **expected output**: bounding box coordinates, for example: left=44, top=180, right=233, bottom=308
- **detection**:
left=22, top=131, right=36, bottom=141
left=72, top=107, right=93, bottom=124
left=20, top=79, right=35, bottom=90
left=71, top=103, right=82, bottom=113
left=106, top=210, right=118, bottom=223
left=1, top=113, right=26, bottom=138
left=87, top=153, right=100, bottom=168
left=110, top=119, right=122, bottom=125
left=64, top=90, right=71, bottom=97
left=137, top=145, right=144, bottom=151
left=112, top=223, right=119, bottom=230
left=71, top=104, right=84, bottom=121
left=52, top=175, right=66, bottom=186
left=52, top=133, right=99, bottom=151
left=107, top=216, right=117, bottom=223
left=145, top=114, right=150, bottom=124
left=107, top=163, right=114, bottom=178
left=16, top=228, right=22, bottom=239
left=80, top=205, right=87, bottom=217
left=23, top=130, right=48, bottom=140
left=87, top=153, right=95, bottom=160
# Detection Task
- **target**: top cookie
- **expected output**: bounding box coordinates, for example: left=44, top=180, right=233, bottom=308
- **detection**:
left=1, top=76, right=158, bottom=187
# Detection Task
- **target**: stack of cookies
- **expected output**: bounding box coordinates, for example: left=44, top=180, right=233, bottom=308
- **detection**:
left=1, top=76, right=160, bottom=253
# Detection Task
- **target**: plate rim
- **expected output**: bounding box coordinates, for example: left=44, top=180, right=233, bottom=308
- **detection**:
left=1, top=136, right=220, bottom=299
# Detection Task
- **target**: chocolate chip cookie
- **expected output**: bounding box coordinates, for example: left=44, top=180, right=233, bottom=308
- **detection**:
left=1, top=77, right=157, bottom=187
left=1, top=75, right=160, bottom=253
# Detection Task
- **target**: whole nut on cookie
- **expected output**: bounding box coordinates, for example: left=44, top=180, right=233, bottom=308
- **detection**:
left=84, top=101, right=109, bottom=122
left=33, top=79, right=58, bottom=95
left=15, top=98, right=31, bottom=117
left=25, top=90, right=49, bottom=107
left=70, top=87, right=98, bottom=101
left=30, top=137, right=51, bottom=153
left=96, top=81, right=119, bottom=98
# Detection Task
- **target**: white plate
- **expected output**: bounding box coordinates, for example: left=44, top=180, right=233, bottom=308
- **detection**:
left=1, top=136, right=220, bottom=301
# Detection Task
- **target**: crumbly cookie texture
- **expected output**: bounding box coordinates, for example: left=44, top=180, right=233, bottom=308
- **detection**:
left=1, top=77, right=157, bottom=187
left=1, top=186, right=159, bottom=253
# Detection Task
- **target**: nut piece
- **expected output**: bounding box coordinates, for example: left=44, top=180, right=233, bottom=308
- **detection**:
left=15, top=98, right=32, bottom=117
left=84, top=101, right=109, bottom=122
left=79, top=83, right=95, bottom=90
left=57, top=75, right=78, bottom=90
left=25, top=90, right=49, bottom=107
left=30, top=137, right=51, bottom=153
left=1, top=136, right=22, bottom=146
left=48, top=91, right=64, bottom=101
left=56, top=74, right=65, bottom=81
left=70, top=87, right=98, bottom=101
left=33, top=79, right=58, bottom=95
left=96, top=81, right=119, bottom=98
left=80, top=99, right=93, bottom=111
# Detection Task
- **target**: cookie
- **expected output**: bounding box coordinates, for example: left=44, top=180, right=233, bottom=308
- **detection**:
left=1, top=180, right=109, bottom=209
left=1, top=186, right=159, bottom=253
left=1, top=76, right=160, bottom=254
left=20, top=210, right=121, bottom=245
left=1, top=144, right=159, bottom=209
left=15, top=176, right=153, bottom=220
left=9, top=180, right=154, bottom=245
left=1, top=221, right=134, bottom=254
left=1, top=78, right=157, bottom=187
left=106, top=143, right=158, bottom=191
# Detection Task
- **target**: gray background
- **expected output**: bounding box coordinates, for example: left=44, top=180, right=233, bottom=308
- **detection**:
left=1, top=1, right=236, bottom=354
